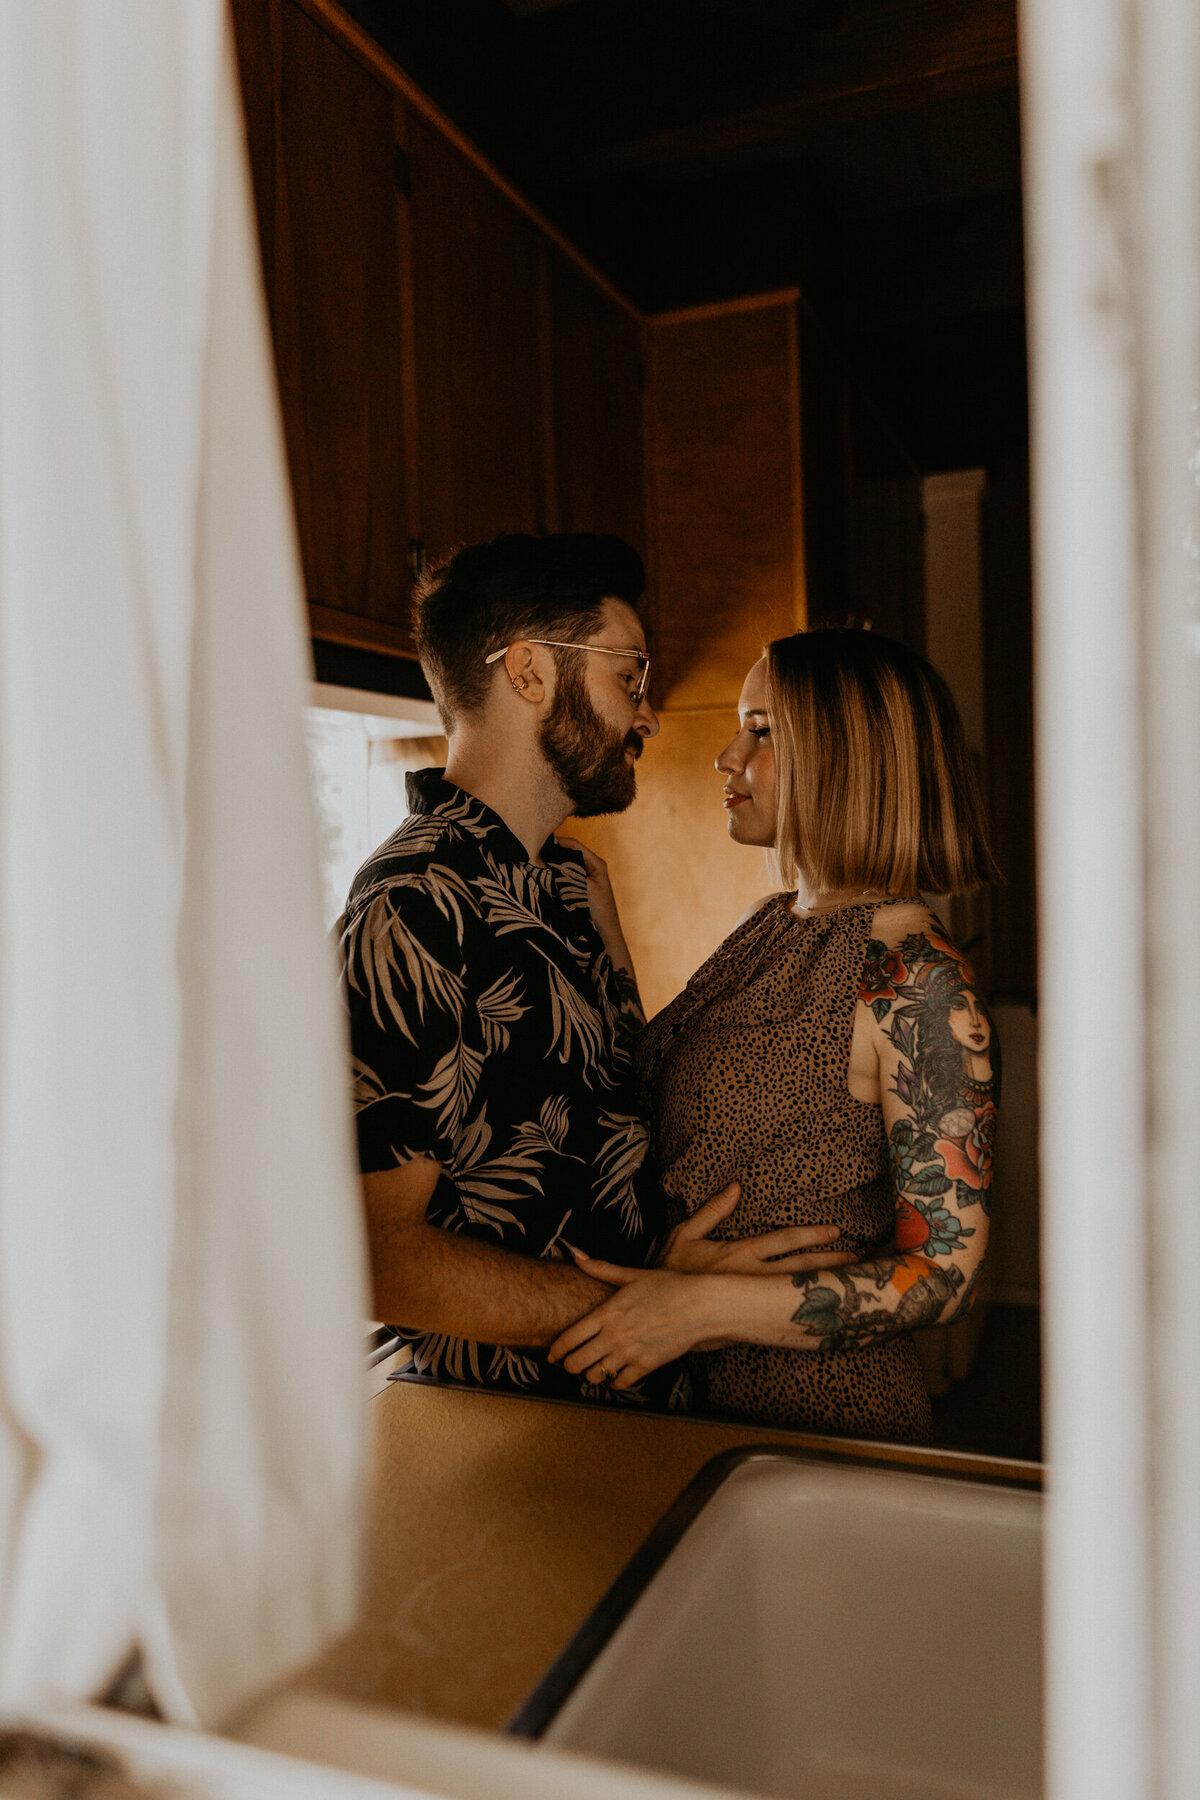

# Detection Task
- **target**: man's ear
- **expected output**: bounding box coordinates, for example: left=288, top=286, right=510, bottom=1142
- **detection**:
left=503, top=642, right=549, bottom=703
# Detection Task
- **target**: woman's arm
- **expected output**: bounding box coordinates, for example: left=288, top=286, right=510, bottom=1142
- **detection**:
left=784, top=919, right=995, bottom=1349
left=548, top=918, right=996, bottom=1386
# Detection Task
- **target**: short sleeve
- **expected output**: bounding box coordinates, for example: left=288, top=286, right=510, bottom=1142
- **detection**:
left=340, top=881, right=472, bottom=1174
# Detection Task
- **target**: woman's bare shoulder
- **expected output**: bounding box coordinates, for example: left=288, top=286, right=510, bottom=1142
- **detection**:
left=734, top=891, right=788, bottom=928
left=867, top=898, right=936, bottom=946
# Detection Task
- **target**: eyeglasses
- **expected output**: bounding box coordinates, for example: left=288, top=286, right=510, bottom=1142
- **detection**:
left=484, top=638, right=652, bottom=706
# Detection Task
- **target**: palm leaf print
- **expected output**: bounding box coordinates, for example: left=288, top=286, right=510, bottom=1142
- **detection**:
left=535, top=948, right=613, bottom=1085
left=436, top=793, right=495, bottom=839
left=343, top=821, right=452, bottom=917
left=400, top=863, right=478, bottom=940
left=416, top=1037, right=485, bottom=1138
left=594, top=1110, right=650, bottom=1232
left=474, top=873, right=550, bottom=940
left=507, top=1094, right=581, bottom=1162
left=408, top=1332, right=484, bottom=1384
left=487, top=1346, right=542, bottom=1387
left=349, top=1055, right=403, bottom=1112
left=475, top=970, right=527, bottom=1053
left=347, top=894, right=465, bottom=1041
left=458, top=1193, right=525, bottom=1233
left=447, top=1103, right=544, bottom=1234
left=541, top=1208, right=573, bottom=1259
left=390, top=815, right=449, bottom=857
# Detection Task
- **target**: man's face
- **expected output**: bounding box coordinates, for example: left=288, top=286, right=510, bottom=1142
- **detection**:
left=539, top=599, right=658, bottom=817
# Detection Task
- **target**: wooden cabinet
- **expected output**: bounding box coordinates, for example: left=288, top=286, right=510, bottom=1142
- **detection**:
left=797, top=306, right=925, bottom=648
left=231, top=0, right=646, bottom=658
left=232, top=0, right=414, bottom=653
left=405, top=116, right=547, bottom=565
left=543, top=249, right=646, bottom=556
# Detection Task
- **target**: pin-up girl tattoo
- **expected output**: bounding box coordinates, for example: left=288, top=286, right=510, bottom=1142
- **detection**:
left=788, top=926, right=998, bottom=1353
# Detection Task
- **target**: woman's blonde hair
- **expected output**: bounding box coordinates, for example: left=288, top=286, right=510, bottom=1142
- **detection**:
left=765, top=629, right=997, bottom=895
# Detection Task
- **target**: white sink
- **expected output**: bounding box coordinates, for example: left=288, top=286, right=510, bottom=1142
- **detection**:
left=513, top=1448, right=1042, bottom=1800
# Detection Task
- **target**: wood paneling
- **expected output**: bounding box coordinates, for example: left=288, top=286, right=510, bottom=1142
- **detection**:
left=646, top=298, right=804, bottom=708
left=544, top=248, right=646, bottom=554
left=407, top=115, right=547, bottom=564
left=268, top=1, right=412, bottom=632
left=230, top=0, right=278, bottom=285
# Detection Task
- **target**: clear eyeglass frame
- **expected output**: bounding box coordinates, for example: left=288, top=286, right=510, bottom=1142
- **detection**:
left=484, top=637, right=651, bottom=706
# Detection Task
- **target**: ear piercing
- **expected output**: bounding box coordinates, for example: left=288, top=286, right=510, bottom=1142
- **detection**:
left=511, top=676, right=527, bottom=693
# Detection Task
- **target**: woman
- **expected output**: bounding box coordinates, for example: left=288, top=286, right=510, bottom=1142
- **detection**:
left=549, top=629, right=999, bottom=1443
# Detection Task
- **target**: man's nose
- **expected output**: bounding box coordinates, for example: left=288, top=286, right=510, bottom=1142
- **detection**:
left=634, top=696, right=660, bottom=738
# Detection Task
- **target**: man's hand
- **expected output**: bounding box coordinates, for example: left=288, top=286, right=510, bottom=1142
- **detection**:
left=659, top=1182, right=857, bottom=1278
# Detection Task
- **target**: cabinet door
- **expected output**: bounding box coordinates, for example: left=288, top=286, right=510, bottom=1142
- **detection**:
left=797, top=308, right=924, bottom=650
left=234, top=0, right=413, bottom=647
left=406, top=115, right=547, bottom=566
left=545, top=248, right=645, bottom=555
left=645, top=300, right=804, bottom=708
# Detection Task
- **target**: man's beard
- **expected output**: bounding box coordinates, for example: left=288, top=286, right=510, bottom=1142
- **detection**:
left=539, top=661, right=642, bottom=817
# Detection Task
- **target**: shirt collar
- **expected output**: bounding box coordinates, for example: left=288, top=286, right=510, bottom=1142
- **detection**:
left=404, top=768, right=579, bottom=874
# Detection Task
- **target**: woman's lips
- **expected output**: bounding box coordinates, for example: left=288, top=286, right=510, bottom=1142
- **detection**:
left=723, top=790, right=749, bottom=809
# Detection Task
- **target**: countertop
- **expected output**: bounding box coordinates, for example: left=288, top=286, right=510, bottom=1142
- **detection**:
left=291, top=1378, right=1039, bottom=1735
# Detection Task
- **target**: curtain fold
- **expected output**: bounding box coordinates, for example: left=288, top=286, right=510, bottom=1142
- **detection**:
left=0, top=0, right=366, bottom=1725
left=1023, top=0, right=1200, bottom=1794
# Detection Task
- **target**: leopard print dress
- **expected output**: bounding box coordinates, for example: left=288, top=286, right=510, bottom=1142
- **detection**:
left=635, top=893, right=932, bottom=1444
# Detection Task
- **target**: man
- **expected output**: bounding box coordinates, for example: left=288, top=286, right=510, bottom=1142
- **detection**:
left=339, top=532, right=840, bottom=1405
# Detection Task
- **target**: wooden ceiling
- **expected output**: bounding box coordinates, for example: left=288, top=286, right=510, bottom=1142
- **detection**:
left=338, top=0, right=1026, bottom=470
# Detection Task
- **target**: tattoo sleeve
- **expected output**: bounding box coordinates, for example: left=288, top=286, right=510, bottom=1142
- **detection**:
left=789, top=925, right=998, bottom=1352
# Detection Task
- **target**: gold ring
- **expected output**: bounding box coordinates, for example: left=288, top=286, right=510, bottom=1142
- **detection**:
left=596, top=1365, right=612, bottom=1383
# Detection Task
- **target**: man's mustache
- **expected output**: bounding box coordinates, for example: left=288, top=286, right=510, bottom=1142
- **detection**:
left=623, top=732, right=643, bottom=759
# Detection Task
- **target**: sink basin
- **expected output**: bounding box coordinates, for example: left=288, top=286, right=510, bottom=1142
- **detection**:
left=511, top=1446, right=1042, bottom=1800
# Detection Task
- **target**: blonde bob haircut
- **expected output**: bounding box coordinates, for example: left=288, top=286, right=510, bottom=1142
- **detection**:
left=765, top=629, right=997, bottom=896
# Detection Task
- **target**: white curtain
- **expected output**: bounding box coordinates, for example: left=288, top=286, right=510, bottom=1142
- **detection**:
left=0, top=1, right=367, bottom=1726
left=1023, top=0, right=1200, bottom=1794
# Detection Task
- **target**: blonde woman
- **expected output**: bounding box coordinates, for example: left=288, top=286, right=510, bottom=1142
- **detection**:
left=549, top=630, right=999, bottom=1443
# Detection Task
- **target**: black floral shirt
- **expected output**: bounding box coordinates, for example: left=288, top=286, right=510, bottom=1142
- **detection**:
left=339, top=769, right=686, bottom=1408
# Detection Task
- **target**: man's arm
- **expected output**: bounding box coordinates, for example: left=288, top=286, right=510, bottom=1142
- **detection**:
left=365, top=1158, right=613, bottom=1346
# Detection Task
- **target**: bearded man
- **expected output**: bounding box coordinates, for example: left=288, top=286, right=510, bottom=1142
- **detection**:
left=340, top=532, right=842, bottom=1406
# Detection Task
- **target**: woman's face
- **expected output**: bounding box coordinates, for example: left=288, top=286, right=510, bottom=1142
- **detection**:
left=949, top=991, right=991, bottom=1054
left=715, top=657, right=776, bottom=847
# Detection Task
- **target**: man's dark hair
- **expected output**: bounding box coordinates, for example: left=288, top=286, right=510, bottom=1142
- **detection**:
left=413, top=532, right=645, bottom=729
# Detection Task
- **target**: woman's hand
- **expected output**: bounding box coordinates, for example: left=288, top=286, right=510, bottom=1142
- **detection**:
left=555, top=835, right=634, bottom=976
left=660, top=1182, right=857, bottom=1277
left=547, top=1257, right=721, bottom=1388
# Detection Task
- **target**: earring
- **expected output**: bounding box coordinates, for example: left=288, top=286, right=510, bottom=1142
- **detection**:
left=511, top=676, right=526, bottom=693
